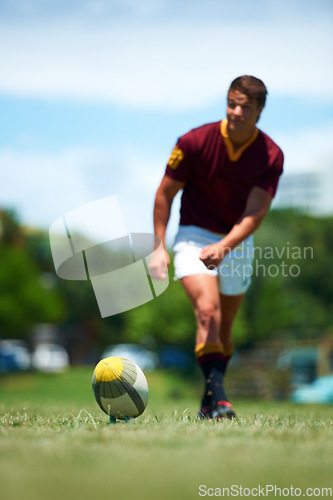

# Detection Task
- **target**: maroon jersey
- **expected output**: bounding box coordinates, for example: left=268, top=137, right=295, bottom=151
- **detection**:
left=165, top=119, right=284, bottom=234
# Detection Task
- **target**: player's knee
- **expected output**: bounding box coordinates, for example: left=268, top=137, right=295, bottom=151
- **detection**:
left=196, top=301, right=219, bottom=327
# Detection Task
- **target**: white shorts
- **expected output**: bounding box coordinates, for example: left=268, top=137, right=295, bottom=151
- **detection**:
left=173, top=225, right=254, bottom=296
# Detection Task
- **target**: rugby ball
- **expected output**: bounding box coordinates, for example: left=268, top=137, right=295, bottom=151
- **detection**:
left=92, top=357, right=148, bottom=420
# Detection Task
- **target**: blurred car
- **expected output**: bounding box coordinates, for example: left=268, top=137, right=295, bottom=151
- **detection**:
left=158, top=346, right=194, bottom=370
left=101, top=344, right=158, bottom=371
left=291, top=375, right=333, bottom=404
left=0, top=340, right=31, bottom=373
left=276, top=347, right=318, bottom=387
left=31, top=343, right=70, bottom=373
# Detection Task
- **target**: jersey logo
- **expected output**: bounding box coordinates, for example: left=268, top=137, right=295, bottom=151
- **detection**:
left=167, top=145, right=184, bottom=170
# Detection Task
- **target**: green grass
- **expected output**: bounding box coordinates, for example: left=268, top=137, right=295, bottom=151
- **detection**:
left=1, top=368, right=332, bottom=500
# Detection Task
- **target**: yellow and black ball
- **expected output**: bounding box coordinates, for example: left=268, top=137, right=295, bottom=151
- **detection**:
left=92, top=357, right=148, bottom=420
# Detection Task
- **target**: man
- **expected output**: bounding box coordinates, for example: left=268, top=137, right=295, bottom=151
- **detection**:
left=151, top=76, right=284, bottom=419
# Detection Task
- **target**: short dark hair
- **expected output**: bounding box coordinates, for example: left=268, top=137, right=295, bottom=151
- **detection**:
left=229, top=75, right=268, bottom=108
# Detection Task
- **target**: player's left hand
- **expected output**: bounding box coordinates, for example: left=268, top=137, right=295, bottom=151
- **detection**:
left=199, top=243, right=227, bottom=269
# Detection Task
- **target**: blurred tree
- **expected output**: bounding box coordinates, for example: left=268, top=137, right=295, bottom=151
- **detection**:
left=122, top=276, right=195, bottom=350
left=2, top=207, right=331, bottom=352
left=101, top=210, right=333, bottom=351
left=0, top=209, right=23, bottom=246
left=0, top=210, right=65, bottom=338
left=24, top=226, right=127, bottom=359
left=122, top=259, right=250, bottom=351
left=245, top=210, right=333, bottom=343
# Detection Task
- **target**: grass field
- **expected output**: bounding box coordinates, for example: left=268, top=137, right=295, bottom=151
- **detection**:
left=1, top=367, right=332, bottom=500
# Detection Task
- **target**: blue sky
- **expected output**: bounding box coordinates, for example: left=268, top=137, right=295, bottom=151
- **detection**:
left=1, top=0, right=333, bottom=243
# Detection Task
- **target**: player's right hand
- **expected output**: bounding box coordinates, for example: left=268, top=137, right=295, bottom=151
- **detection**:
left=149, top=248, right=170, bottom=280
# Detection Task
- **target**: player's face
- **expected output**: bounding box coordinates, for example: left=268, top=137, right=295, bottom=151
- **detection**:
left=227, top=90, right=263, bottom=135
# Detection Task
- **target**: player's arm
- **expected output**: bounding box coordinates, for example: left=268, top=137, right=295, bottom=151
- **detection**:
left=200, top=186, right=272, bottom=268
left=154, top=174, right=185, bottom=243
left=151, top=175, right=185, bottom=278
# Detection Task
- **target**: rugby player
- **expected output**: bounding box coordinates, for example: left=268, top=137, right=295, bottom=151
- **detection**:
left=151, top=76, right=284, bottom=419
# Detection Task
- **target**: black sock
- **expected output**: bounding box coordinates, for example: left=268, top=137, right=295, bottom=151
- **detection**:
left=221, top=353, right=232, bottom=376
left=199, top=358, right=229, bottom=408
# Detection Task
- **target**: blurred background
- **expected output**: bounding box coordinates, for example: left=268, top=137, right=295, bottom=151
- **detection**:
left=1, top=0, right=333, bottom=403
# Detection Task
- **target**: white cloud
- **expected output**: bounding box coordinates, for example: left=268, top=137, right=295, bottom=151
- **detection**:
left=0, top=146, right=174, bottom=236
left=272, top=124, right=333, bottom=215
left=275, top=124, right=333, bottom=175
left=1, top=149, right=93, bottom=225
left=1, top=0, right=330, bottom=24
left=0, top=17, right=332, bottom=111
left=1, top=1, right=332, bottom=243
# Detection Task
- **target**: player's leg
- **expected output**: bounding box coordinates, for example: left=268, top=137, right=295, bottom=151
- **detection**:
left=212, top=236, right=253, bottom=418
left=172, top=225, right=240, bottom=418
left=219, top=293, right=245, bottom=373
left=181, top=274, right=221, bottom=345
left=181, top=274, right=231, bottom=418
left=207, top=293, right=244, bottom=419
